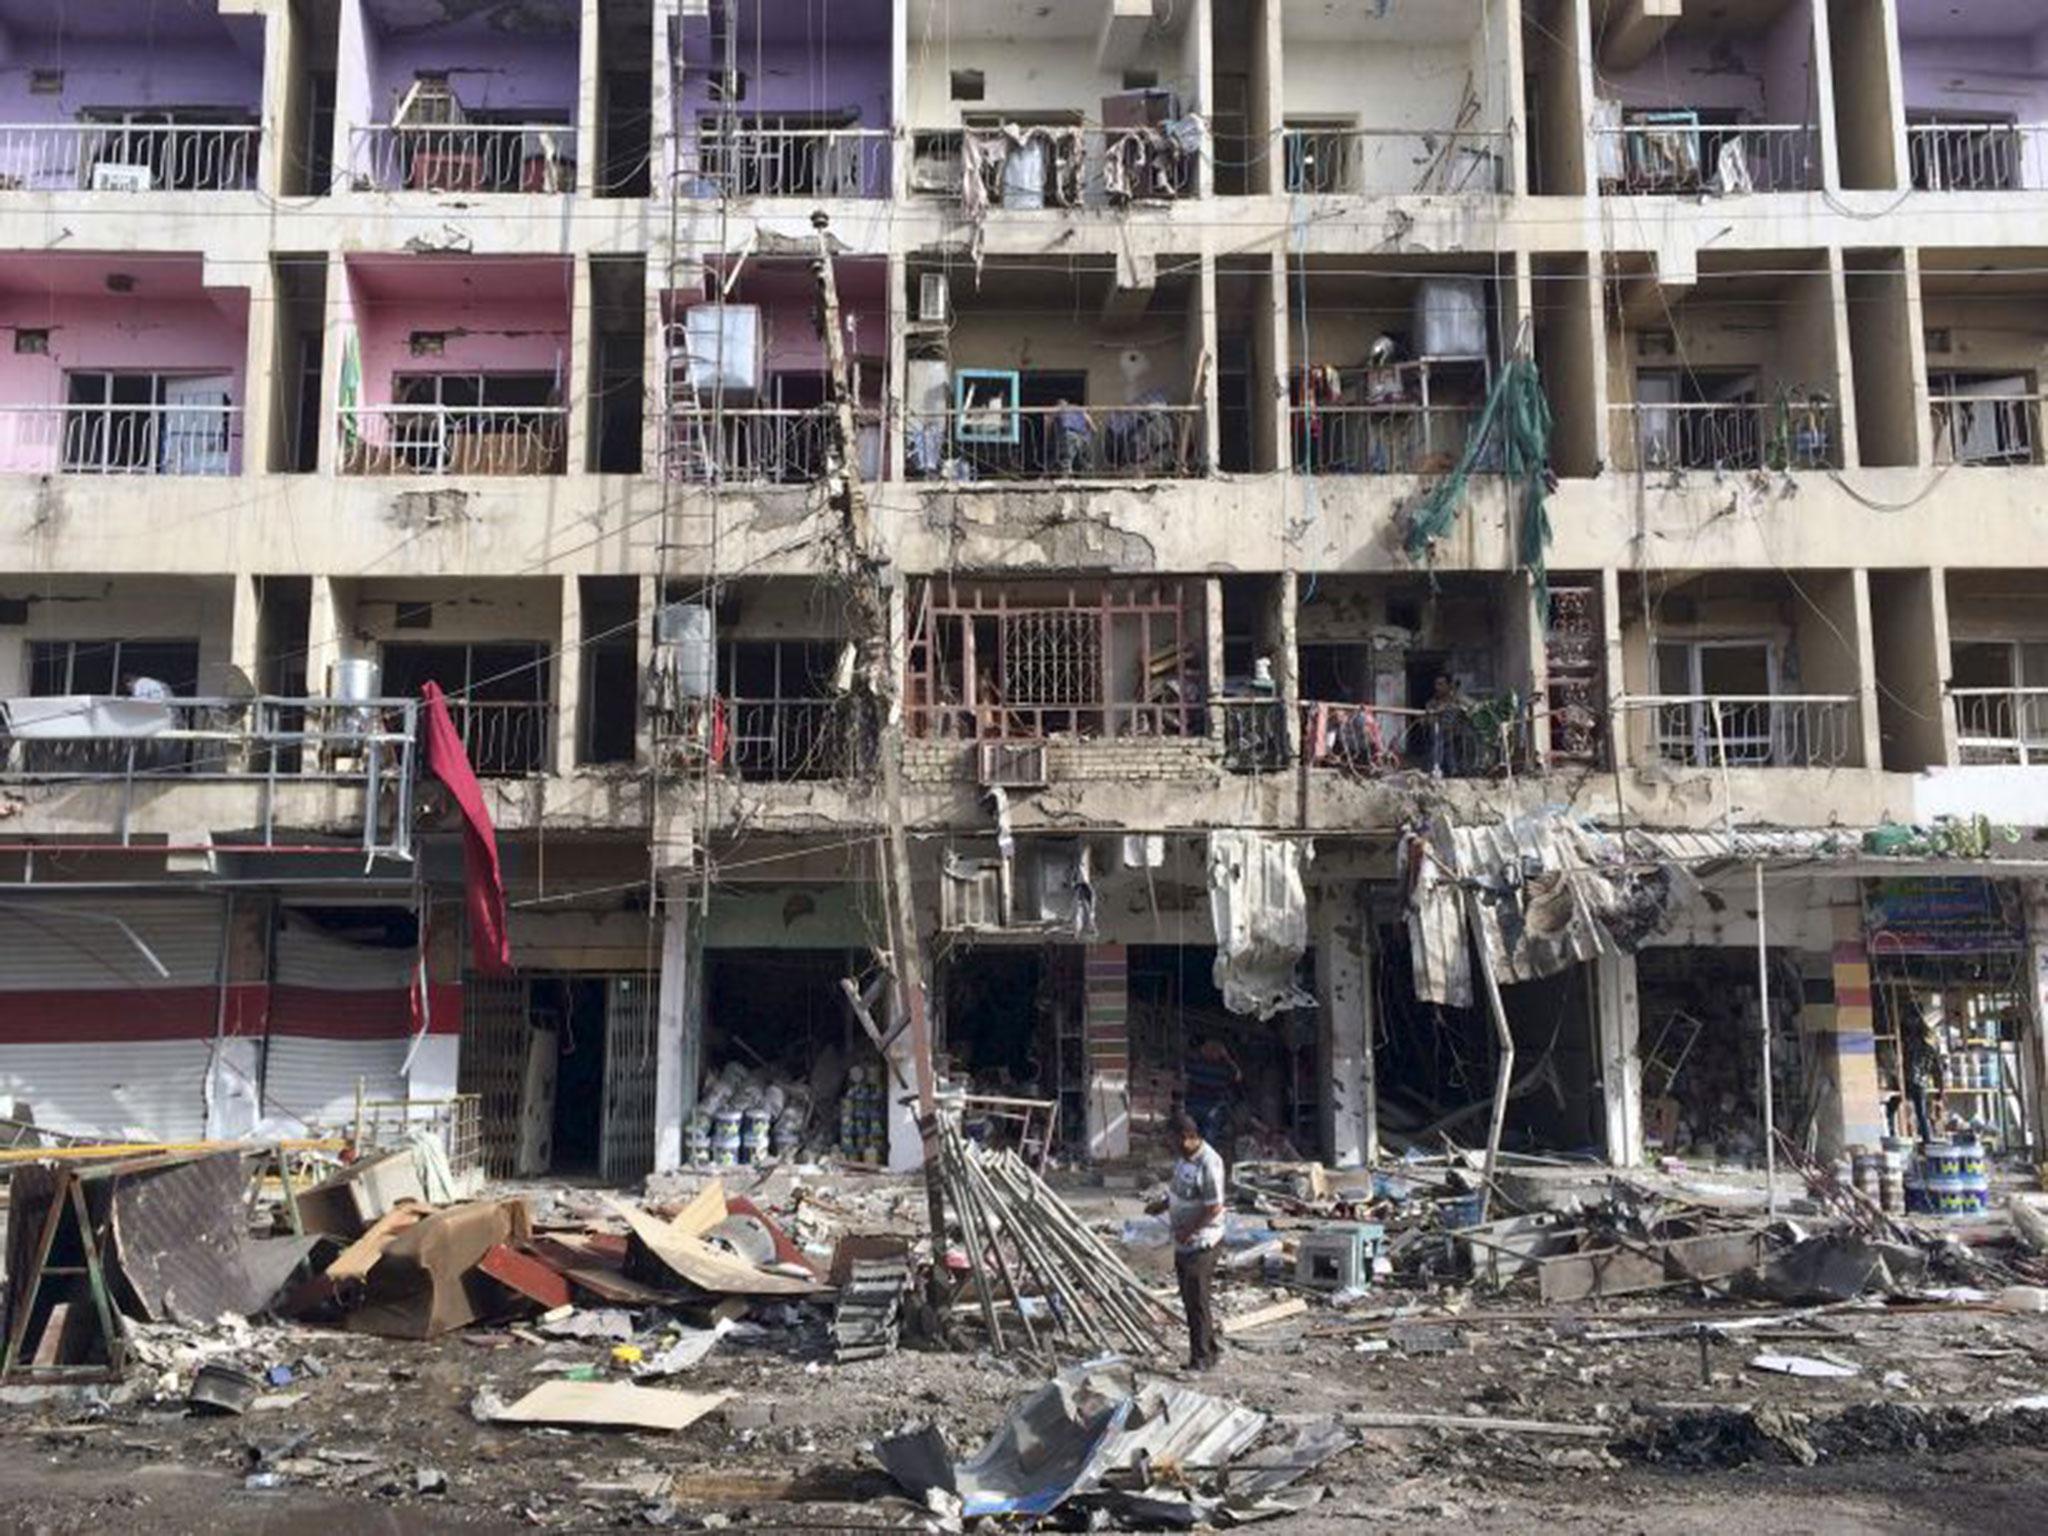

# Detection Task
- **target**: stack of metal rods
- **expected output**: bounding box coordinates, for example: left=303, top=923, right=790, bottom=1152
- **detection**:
left=935, top=1119, right=1176, bottom=1360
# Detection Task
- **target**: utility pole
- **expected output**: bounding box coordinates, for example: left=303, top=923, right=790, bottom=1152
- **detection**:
left=810, top=211, right=948, bottom=1314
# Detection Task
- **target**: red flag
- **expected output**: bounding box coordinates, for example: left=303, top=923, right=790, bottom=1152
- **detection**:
left=420, top=681, right=511, bottom=975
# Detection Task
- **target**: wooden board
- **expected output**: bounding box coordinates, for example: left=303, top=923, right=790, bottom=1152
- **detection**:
left=1222, top=1297, right=1308, bottom=1335
left=607, top=1197, right=822, bottom=1297
left=492, top=1379, right=730, bottom=1432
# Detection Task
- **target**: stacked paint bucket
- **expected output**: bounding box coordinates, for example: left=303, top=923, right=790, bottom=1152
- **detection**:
left=840, top=1063, right=887, bottom=1163
left=1851, top=1141, right=1910, bottom=1217
left=1905, top=1137, right=1991, bottom=1216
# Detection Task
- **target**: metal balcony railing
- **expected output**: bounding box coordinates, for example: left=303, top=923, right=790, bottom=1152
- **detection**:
left=908, top=403, right=1206, bottom=482
left=1302, top=700, right=1531, bottom=778
left=348, top=123, right=578, bottom=192
left=1951, top=687, right=2048, bottom=766
left=1596, top=123, right=1820, bottom=194
left=0, top=694, right=418, bottom=856
left=661, top=696, right=873, bottom=781
left=679, top=127, right=891, bottom=199
left=1908, top=122, right=2048, bottom=192
left=1616, top=694, right=1858, bottom=770
left=663, top=407, right=881, bottom=485
left=1290, top=402, right=1482, bottom=474
left=1281, top=126, right=1509, bottom=195
left=1614, top=400, right=1834, bottom=472
left=0, top=121, right=261, bottom=192
left=1930, top=393, right=2043, bottom=466
left=339, top=406, right=568, bottom=476
left=1218, top=697, right=1288, bottom=773
left=438, top=698, right=555, bottom=778
left=0, top=402, right=242, bottom=476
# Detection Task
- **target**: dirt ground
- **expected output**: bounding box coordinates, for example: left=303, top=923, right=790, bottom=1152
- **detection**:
left=1, top=1171, right=2045, bottom=1533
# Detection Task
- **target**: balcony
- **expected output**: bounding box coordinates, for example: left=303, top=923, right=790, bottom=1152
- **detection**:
left=916, top=401, right=1206, bottom=483
left=347, top=123, right=577, bottom=194
left=1292, top=396, right=1483, bottom=477
left=338, top=255, right=572, bottom=479
left=671, top=0, right=892, bottom=200
left=1900, top=1, right=2048, bottom=192
left=1614, top=694, right=1859, bottom=770
left=1302, top=700, right=1531, bottom=778
left=1267, top=0, right=1513, bottom=198
left=1930, top=388, right=2043, bottom=467
left=340, top=405, right=567, bottom=478
left=0, top=1, right=265, bottom=195
left=344, top=0, right=580, bottom=194
left=663, top=407, right=883, bottom=487
left=908, top=125, right=1198, bottom=208
left=661, top=696, right=871, bottom=783
left=1587, top=0, right=1821, bottom=196
left=0, top=253, right=249, bottom=479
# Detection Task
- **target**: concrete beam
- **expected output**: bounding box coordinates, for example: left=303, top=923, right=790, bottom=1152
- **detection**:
left=1096, top=0, right=1155, bottom=73
left=1598, top=0, right=1684, bottom=73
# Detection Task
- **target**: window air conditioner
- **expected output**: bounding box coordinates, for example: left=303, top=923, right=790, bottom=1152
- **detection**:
left=918, top=273, right=950, bottom=325
left=977, top=740, right=1048, bottom=788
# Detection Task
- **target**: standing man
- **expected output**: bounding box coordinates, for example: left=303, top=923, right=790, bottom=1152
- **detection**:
left=1907, top=1003, right=1949, bottom=1142
left=1152, top=1111, right=1226, bottom=1371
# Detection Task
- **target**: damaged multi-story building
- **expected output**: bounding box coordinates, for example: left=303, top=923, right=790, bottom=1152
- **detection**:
left=2, top=0, right=2046, bottom=1188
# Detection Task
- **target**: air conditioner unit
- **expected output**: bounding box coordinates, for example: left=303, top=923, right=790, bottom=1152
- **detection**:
left=918, top=273, right=950, bottom=325
left=978, top=740, right=1048, bottom=788
left=91, top=162, right=152, bottom=192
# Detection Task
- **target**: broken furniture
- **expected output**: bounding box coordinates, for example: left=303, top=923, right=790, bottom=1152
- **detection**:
left=1294, top=1222, right=1384, bottom=1292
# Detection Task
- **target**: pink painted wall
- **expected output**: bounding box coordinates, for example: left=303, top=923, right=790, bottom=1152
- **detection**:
left=344, top=275, right=569, bottom=410
left=0, top=289, right=249, bottom=474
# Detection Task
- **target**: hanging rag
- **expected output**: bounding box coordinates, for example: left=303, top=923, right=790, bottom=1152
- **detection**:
left=420, top=681, right=511, bottom=975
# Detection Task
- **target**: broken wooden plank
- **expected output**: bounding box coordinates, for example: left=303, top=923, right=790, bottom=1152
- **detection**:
left=477, top=1244, right=573, bottom=1311
left=1343, top=1410, right=1609, bottom=1439
left=1222, top=1297, right=1309, bottom=1335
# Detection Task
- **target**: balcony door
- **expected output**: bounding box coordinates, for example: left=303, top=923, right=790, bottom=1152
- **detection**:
left=1951, top=640, right=2048, bottom=762
left=379, top=641, right=551, bottom=777
left=1654, top=638, right=1776, bottom=766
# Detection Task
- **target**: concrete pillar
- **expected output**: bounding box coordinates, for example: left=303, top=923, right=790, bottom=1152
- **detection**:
left=1809, top=900, right=1888, bottom=1158
left=406, top=898, right=464, bottom=1103
left=206, top=892, right=267, bottom=1141
left=885, top=1000, right=923, bottom=1172
left=1490, top=0, right=1526, bottom=196
left=1275, top=571, right=1301, bottom=760
left=1245, top=0, right=1282, bottom=197
left=886, top=252, right=908, bottom=483
left=307, top=575, right=347, bottom=693
left=556, top=575, right=583, bottom=773
left=1192, top=258, right=1221, bottom=474
left=653, top=871, right=701, bottom=1172
left=2022, top=885, right=2048, bottom=1156
left=650, top=1, right=676, bottom=198
left=576, top=0, right=602, bottom=195
left=1313, top=886, right=1373, bottom=1168
left=227, top=0, right=291, bottom=199
left=1203, top=578, right=1226, bottom=718
left=1083, top=944, right=1132, bottom=1160
left=1811, top=0, right=1844, bottom=193
left=240, top=258, right=282, bottom=478
left=1595, top=949, right=1643, bottom=1166
left=226, top=573, right=262, bottom=696
left=1599, top=567, right=1627, bottom=773
left=636, top=574, right=659, bottom=765
left=565, top=257, right=595, bottom=474
left=1822, top=248, right=1859, bottom=469
left=1262, top=251, right=1291, bottom=477
left=888, top=0, right=910, bottom=203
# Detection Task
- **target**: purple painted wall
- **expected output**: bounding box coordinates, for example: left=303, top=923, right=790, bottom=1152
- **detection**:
left=363, top=14, right=580, bottom=123
left=0, top=11, right=265, bottom=125
left=1901, top=39, right=2048, bottom=122
left=1598, top=4, right=1814, bottom=124
left=671, top=2, right=891, bottom=167
left=0, top=288, right=249, bottom=473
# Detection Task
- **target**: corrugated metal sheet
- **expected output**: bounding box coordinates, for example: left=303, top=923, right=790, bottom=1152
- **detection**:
left=275, top=916, right=416, bottom=990
left=262, top=1037, right=408, bottom=1131
left=0, top=1040, right=212, bottom=1140
left=0, top=895, right=226, bottom=990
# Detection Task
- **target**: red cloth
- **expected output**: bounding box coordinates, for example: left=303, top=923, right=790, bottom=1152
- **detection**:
left=420, top=682, right=511, bottom=975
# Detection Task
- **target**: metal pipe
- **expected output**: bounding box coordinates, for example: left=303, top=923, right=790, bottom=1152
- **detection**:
left=1466, top=885, right=1516, bottom=1224
left=1756, top=860, right=1777, bottom=1218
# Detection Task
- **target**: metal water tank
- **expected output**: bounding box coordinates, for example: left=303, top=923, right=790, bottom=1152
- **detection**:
left=330, top=657, right=382, bottom=704
left=1001, top=139, right=1047, bottom=210
left=658, top=603, right=715, bottom=699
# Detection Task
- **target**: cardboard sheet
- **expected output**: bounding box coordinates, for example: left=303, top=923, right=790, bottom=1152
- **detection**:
left=347, top=1199, right=533, bottom=1338
left=492, top=1379, right=730, bottom=1432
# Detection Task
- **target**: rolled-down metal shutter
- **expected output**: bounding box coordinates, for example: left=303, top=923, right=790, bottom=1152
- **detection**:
left=262, top=915, right=414, bottom=1132
left=0, top=895, right=227, bottom=1141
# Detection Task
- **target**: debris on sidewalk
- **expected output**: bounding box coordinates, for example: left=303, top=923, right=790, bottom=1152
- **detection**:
left=478, top=1379, right=732, bottom=1432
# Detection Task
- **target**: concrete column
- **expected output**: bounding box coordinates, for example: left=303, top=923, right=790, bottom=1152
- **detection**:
left=886, top=252, right=908, bottom=482
left=307, top=575, right=347, bottom=691
left=576, top=0, right=602, bottom=195
left=556, top=576, right=583, bottom=773
left=885, top=998, right=923, bottom=1172
left=636, top=574, right=659, bottom=765
left=1822, top=248, right=1860, bottom=469
left=240, top=258, right=282, bottom=478
left=1600, top=567, right=1627, bottom=774
left=1595, top=948, right=1643, bottom=1166
left=1203, top=578, right=1226, bottom=719
left=1901, top=248, right=1936, bottom=468
left=406, top=899, right=464, bottom=1103
left=1262, top=251, right=1292, bottom=477
left=1811, top=0, right=1844, bottom=194
left=207, top=892, right=268, bottom=1141
left=650, top=1, right=676, bottom=198
left=1848, top=568, right=1882, bottom=772
left=1188, top=0, right=1216, bottom=199
left=1083, top=945, right=1132, bottom=1160
left=2022, top=885, right=2048, bottom=1157
left=1193, top=257, right=1221, bottom=474
left=226, top=573, right=262, bottom=695
left=565, top=257, right=595, bottom=473
left=1490, top=0, right=1526, bottom=196
left=1246, top=0, right=1282, bottom=197
left=225, top=0, right=291, bottom=199
left=1275, top=571, right=1301, bottom=760
left=1809, top=900, right=1888, bottom=1158
left=888, top=0, right=910, bottom=203
left=1313, top=886, right=1373, bottom=1168
left=316, top=260, right=347, bottom=477
left=653, top=870, right=702, bottom=1172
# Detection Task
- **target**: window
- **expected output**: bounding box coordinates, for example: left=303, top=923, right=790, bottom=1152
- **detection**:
left=1908, top=112, right=2022, bottom=192
left=1653, top=639, right=1777, bottom=766
left=1283, top=117, right=1356, bottom=195
left=64, top=371, right=235, bottom=475
left=387, top=372, right=561, bottom=474
left=379, top=641, right=552, bottom=777
left=1951, top=640, right=2048, bottom=762
left=950, top=70, right=985, bottom=103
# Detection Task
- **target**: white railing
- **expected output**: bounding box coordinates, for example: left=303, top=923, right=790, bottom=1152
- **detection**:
left=348, top=123, right=577, bottom=193
left=1951, top=687, right=2048, bottom=766
left=438, top=698, right=555, bottom=778
left=907, top=403, right=1205, bottom=481
left=659, top=696, right=870, bottom=781
left=0, top=121, right=260, bottom=192
left=1613, top=400, right=1834, bottom=472
left=339, top=405, right=567, bottom=476
left=1908, top=122, right=2048, bottom=192
left=1616, top=694, right=1858, bottom=770
left=0, top=402, right=241, bottom=476
left=677, top=127, right=891, bottom=199
left=1596, top=123, right=1819, bottom=194
left=908, top=127, right=1198, bottom=205
left=1930, top=393, right=2042, bottom=466
left=663, top=407, right=881, bottom=485
left=1290, top=403, right=1481, bottom=474
left=1282, top=126, right=1509, bottom=195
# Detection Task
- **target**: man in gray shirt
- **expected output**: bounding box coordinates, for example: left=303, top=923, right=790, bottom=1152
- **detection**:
left=1152, top=1111, right=1227, bottom=1370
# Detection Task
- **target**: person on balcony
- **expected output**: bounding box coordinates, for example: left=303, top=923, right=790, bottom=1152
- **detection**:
left=1050, top=398, right=1092, bottom=477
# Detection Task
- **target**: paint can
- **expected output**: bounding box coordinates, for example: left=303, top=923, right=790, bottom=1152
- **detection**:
left=1852, top=1151, right=1886, bottom=1203
left=740, top=1109, right=772, bottom=1165
left=1953, top=1136, right=1990, bottom=1215
left=684, top=1117, right=712, bottom=1167
left=712, top=1109, right=742, bottom=1167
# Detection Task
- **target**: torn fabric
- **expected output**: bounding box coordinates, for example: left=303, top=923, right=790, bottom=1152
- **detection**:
left=421, top=681, right=511, bottom=975
left=1207, top=831, right=1315, bottom=1019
